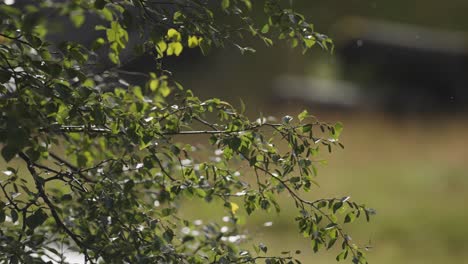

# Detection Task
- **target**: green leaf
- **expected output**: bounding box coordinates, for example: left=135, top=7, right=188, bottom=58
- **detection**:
left=0, top=209, right=5, bottom=223
left=26, top=209, right=48, bottom=230
left=149, top=79, right=159, bottom=91
left=159, top=84, right=171, bottom=97
left=188, top=36, right=200, bottom=48
left=163, top=229, right=174, bottom=242
left=332, top=201, right=343, bottom=213
left=173, top=11, right=183, bottom=22
left=56, top=104, right=70, bottom=124
left=333, top=122, right=344, bottom=139
left=95, top=0, right=107, bottom=9
left=95, top=25, right=107, bottom=31
left=344, top=212, right=356, bottom=224
left=195, top=188, right=206, bottom=198
left=108, top=51, right=119, bottom=64
left=167, top=42, right=183, bottom=56
left=259, top=243, right=268, bottom=253
left=156, top=40, right=168, bottom=55
left=327, top=238, right=337, bottom=250
left=302, top=124, right=312, bottom=133
left=199, top=38, right=211, bottom=55
left=304, top=38, right=316, bottom=48
left=230, top=202, right=240, bottom=214
left=92, top=37, right=106, bottom=50
left=25, top=147, right=40, bottom=162
left=317, top=200, right=327, bottom=209
left=312, top=239, right=323, bottom=253
left=221, top=0, right=230, bottom=10
left=263, top=37, right=273, bottom=46
left=298, top=110, right=308, bottom=121
left=44, top=63, right=62, bottom=77
left=100, top=7, right=114, bottom=21
left=10, top=209, right=18, bottom=223
left=241, top=0, right=252, bottom=10
left=365, top=208, right=375, bottom=222
left=124, top=179, right=135, bottom=192
left=70, top=11, right=85, bottom=28
left=336, top=249, right=348, bottom=261
left=0, top=70, right=11, bottom=83
left=167, top=28, right=181, bottom=42
left=2, top=144, right=18, bottom=162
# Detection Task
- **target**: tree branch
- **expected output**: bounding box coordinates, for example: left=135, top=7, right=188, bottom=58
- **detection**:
left=49, top=152, right=95, bottom=183
left=254, top=164, right=359, bottom=260
left=18, top=152, right=90, bottom=259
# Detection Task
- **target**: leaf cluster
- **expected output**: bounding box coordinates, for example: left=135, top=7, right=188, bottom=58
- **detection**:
left=0, top=1, right=372, bottom=263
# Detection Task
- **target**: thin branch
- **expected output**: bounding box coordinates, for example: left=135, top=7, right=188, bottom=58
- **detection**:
left=254, top=164, right=358, bottom=260
left=49, top=152, right=95, bottom=183
left=237, top=256, right=294, bottom=264
left=30, top=161, right=62, bottom=174
left=33, top=122, right=284, bottom=136
left=18, top=152, right=91, bottom=259
left=0, top=33, right=35, bottom=48
left=167, top=123, right=283, bottom=135
left=153, top=154, right=177, bottom=181
left=193, top=116, right=220, bottom=131
left=114, top=69, right=150, bottom=78
left=79, top=158, right=118, bottom=173
left=0, top=182, right=21, bottom=212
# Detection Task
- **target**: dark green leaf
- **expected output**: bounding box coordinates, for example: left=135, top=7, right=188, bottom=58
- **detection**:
left=332, top=122, right=344, bottom=139
left=10, top=209, right=18, bottom=223
left=26, top=209, right=48, bottom=230
left=259, top=243, right=268, bottom=253
left=95, top=0, right=107, bottom=9
left=333, top=202, right=343, bottom=213
left=163, top=229, right=174, bottom=242
left=0, top=70, right=11, bottom=83
left=327, top=238, right=337, bottom=249
left=2, top=144, right=18, bottom=162
left=0, top=209, right=5, bottom=223
left=302, top=124, right=312, bottom=133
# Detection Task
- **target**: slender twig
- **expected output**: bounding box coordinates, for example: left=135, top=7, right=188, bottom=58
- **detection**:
left=114, top=69, right=150, bottom=78
left=18, top=152, right=91, bottom=260
left=237, top=256, right=294, bottom=264
left=254, top=164, right=358, bottom=260
left=166, top=123, right=283, bottom=135
left=33, top=122, right=285, bottom=136
left=193, top=116, right=220, bottom=131
left=79, top=158, right=118, bottom=173
left=0, top=33, right=35, bottom=48
left=0, top=183, right=21, bottom=211
left=49, top=152, right=95, bottom=183
left=153, top=154, right=176, bottom=181
left=30, top=161, right=62, bottom=174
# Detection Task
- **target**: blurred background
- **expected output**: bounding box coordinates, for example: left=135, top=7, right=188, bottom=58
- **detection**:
left=5, top=0, right=468, bottom=263
left=171, top=1, right=468, bottom=263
